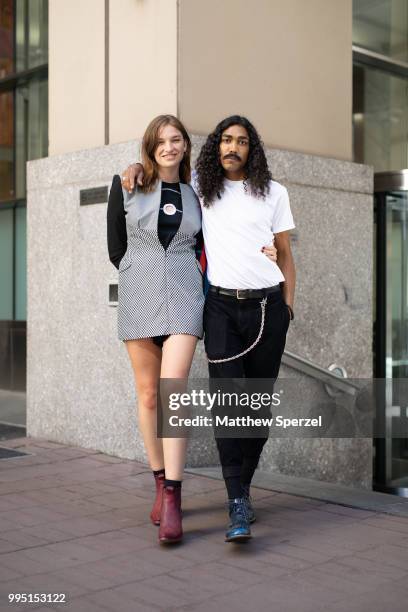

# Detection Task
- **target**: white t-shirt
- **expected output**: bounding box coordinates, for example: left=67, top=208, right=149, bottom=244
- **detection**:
left=191, top=173, right=295, bottom=289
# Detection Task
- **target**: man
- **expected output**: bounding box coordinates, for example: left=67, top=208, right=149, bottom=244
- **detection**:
left=122, top=115, right=296, bottom=542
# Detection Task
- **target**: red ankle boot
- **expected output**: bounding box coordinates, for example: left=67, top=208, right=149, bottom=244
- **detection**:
left=158, top=486, right=183, bottom=544
left=150, top=472, right=165, bottom=526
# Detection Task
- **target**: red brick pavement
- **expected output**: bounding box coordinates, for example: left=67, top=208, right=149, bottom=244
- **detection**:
left=0, top=437, right=408, bottom=612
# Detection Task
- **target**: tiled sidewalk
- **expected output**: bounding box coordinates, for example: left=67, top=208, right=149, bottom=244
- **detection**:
left=1, top=438, right=408, bottom=612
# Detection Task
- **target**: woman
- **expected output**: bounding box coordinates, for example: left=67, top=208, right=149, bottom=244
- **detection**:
left=107, top=115, right=205, bottom=545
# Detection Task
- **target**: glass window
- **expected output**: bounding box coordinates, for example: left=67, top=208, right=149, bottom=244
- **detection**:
left=15, top=0, right=25, bottom=72
left=15, top=75, right=48, bottom=199
left=15, top=206, right=26, bottom=321
left=0, top=208, right=14, bottom=320
left=353, top=63, right=408, bottom=171
left=0, top=0, right=14, bottom=78
left=0, top=0, right=47, bottom=400
left=16, top=0, right=48, bottom=72
left=353, top=0, right=408, bottom=63
left=28, top=0, right=48, bottom=69
left=0, top=91, right=14, bottom=201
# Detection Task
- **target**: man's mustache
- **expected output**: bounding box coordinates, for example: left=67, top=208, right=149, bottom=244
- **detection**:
left=223, top=154, right=241, bottom=161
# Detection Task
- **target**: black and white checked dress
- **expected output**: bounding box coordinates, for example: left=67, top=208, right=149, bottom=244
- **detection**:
left=108, top=177, right=204, bottom=341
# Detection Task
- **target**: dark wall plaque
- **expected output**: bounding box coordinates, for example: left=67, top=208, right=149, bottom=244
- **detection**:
left=109, top=283, right=118, bottom=306
left=80, top=186, right=108, bottom=206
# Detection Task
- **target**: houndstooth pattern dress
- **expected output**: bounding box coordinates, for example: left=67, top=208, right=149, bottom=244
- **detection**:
left=117, top=180, right=205, bottom=341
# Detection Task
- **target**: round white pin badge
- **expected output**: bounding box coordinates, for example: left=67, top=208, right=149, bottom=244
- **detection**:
left=163, top=203, right=177, bottom=215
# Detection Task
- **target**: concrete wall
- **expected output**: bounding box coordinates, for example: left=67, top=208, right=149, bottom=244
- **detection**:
left=179, top=0, right=353, bottom=160
left=258, top=147, right=373, bottom=488
left=27, top=138, right=373, bottom=488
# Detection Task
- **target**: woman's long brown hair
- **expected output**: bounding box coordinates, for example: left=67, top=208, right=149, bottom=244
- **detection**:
left=140, top=115, right=192, bottom=193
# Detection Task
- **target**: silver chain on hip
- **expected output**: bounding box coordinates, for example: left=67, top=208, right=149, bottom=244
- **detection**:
left=207, top=297, right=268, bottom=363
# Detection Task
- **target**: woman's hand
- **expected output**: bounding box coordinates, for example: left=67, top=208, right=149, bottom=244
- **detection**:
left=261, top=241, right=277, bottom=262
left=121, top=163, right=144, bottom=192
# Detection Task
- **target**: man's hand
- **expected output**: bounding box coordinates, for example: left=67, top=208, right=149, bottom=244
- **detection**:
left=261, top=241, right=277, bottom=262
left=121, top=163, right=144, bottom=192
left=274, top=230, right=296, bottom=310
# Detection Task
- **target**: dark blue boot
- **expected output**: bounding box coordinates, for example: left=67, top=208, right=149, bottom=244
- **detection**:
left=242, top=483, right=256, bottom=524
left=225, top=498, right=251, bottom=542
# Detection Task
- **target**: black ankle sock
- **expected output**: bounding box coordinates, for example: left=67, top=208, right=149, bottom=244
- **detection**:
left=225, top=476, right=243, bottom=499
left=153, top=468, right=165, bottom=477
left=164, top=479, right=182, bottom=488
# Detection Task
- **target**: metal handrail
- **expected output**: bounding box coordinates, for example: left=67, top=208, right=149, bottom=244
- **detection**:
left=282, top=350, right=361, bottom=396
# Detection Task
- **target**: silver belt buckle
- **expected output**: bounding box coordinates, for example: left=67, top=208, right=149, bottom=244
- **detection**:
left=236, top=289, right=246, bottom=300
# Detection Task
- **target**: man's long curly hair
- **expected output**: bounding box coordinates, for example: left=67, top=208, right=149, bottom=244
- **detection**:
left=195, top=115, right=272, bottom=207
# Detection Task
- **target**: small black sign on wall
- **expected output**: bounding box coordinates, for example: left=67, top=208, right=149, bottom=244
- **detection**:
left=80, top=186, right=108, bottom=206
left=109, top=282, right=118, bottom=306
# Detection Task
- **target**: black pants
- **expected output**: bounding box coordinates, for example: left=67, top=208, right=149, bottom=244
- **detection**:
left=203, top=287, right=290, bottom=485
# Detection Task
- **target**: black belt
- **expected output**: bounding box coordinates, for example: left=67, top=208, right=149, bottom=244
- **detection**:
left=209, top=284, right=281, bottom=300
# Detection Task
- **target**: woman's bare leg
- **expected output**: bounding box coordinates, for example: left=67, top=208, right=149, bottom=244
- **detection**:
left=125, top=339, right=164, bottom=470
left=160, top=334, right=198, bottom=480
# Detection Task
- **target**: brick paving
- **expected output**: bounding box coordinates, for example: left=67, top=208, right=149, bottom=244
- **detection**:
left=0, top=438, right=408, bottom=612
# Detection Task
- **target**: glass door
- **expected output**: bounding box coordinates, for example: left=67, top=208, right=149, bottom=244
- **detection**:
left=375, top=171, right=408, bottom=495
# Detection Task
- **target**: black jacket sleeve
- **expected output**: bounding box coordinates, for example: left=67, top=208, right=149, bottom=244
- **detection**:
left=107, top=174, right=127, bottom=269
